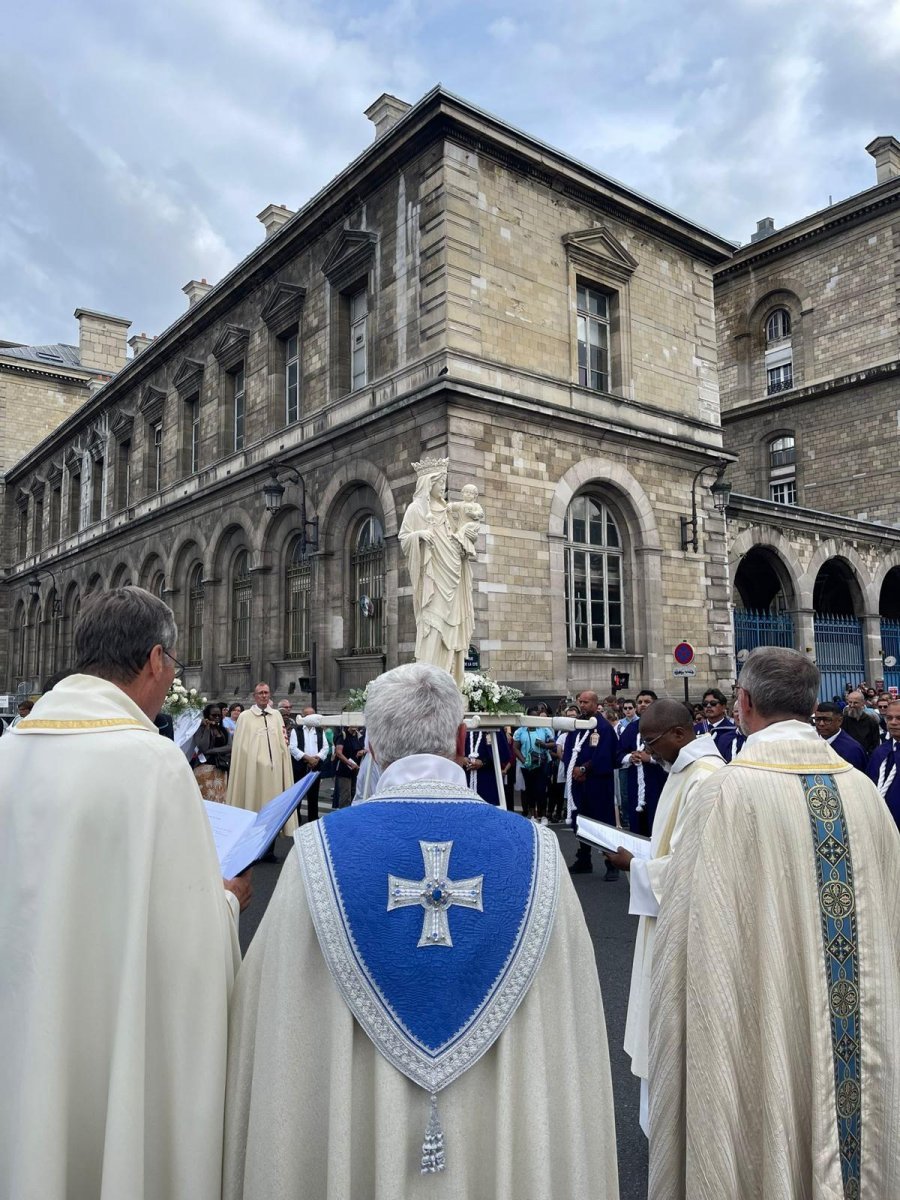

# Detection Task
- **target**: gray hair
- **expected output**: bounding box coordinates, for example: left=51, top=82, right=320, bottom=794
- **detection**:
left=739, top=646, right=819, bottom=719
left=365, top=662, right=464, bottom=768
left=74, top=586, right=178, bottom=684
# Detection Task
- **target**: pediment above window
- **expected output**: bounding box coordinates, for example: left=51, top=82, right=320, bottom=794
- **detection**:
left=212, top=324, right=250, bottom=372
left=15, top=488, right=29, bottom=512
left=109, top=407, right=135, bottom=441
left=139, top=384, right=167, bottom=424
left=45, top=459, right=63, bottom=486
left=88, top=435, right=105, bottom=463
left=261, top=282, right=307, bottom=332
left=563, top=226, right=639, bottom=282
left=321, top=228, right=378, bottom=292
left=172, top=356, right=206, bottom=397
left=64, top=446, right=82, bottom=471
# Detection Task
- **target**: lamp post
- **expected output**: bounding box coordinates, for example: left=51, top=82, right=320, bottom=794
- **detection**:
left=28, top=569, right=62, bottom=616
left=261, top=461, right=319, bottom=555
left=680, top=460, right=732, bottom=553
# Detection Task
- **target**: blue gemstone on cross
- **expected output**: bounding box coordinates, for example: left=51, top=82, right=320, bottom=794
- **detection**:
left=387, top=840, right=484, bottom=948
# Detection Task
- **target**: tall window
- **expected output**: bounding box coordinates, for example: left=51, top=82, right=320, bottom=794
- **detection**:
left=564, top=495, right=624, bottom=651
left=769, top=434, right=797, bottom=505
left=284, top=334, right=300, bottom=424
left=183, top=396, right=200, bottom=475
left=27, top=597, right=41, bottom=680
left=61, top=593, right=80, bottom=670
left=764, top=306, right=793, bottom=395
left=350, top=290, right=367, bottom=391
left=352, top=515, right=385, bottom=654
left=117, top=441, right=131, bottom=509
left=14, top=603, right=26, bottom=678
left=152, top=423, right=163, bottom=492
left=49, top=484, right=61, bottom=543
left=46, top=593, right=60, bottom=678
left=232, top=366, right=245, bottom=452
left=91, top=458, right=104, bottom=523
left=577, top=284, right=610, bottom=392
left=16, top=502, right=28, bottom=559
left=231, top=550, right=252, bottom=661
left=33, top=495, right=44, bottom=553
left=285, top=536, right=312, bottom=659
left=68, top=470, right=81, bottom=533
left=187, top=564, right=204, bottom=666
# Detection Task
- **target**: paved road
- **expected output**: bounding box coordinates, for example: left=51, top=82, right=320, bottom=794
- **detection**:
left=239, top=823, right=649, bottom=1200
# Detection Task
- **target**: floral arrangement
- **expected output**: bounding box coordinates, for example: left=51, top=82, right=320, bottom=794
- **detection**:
left=461, top=671, right=523, bottom=715
left=347, top=685, right=369, bottom=712
left=162, top=678, right=207, bottom=716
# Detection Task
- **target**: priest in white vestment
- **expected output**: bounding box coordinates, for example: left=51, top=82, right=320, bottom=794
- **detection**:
left=603, top=699, right=724, bottom=1135
left=226, top=681, right=295, bottom=832
left=224, top=663, right=620, bottom=1200
left=649, top=647, right=900, bottom=1200
left=0, top=587, right=249, bottom=1200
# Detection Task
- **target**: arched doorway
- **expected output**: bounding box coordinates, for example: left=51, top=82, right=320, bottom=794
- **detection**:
left=813, top=558, right=864, bottom=702
left=732, top=546, right=795, bottom=676
left=878, top=566, right=900, bottom=689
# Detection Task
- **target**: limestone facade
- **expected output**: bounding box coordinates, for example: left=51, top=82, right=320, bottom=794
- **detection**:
left=2, top=88, right=735, bottom=703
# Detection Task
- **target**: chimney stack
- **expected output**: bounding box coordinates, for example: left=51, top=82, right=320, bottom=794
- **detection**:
left=750, top=217, right=777, bottom=244
left=257, top=203, right=295, bottom=239
left=128, top=332, right=154, bottom=357
left=364, top=93, right=411, bottom=140
left=74, top=308, right=131, bottom=374
left=866, top=136, right=900, bottom=184
left=183, top=278, right=213, bottom=307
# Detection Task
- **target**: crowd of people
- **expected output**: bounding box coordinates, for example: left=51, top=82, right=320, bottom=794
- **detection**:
left=2, top=584, right=900, bottom=1200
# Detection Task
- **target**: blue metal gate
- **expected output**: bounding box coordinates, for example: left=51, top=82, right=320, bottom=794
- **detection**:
left=880, top=619, right=900, bottom=691
left=733, top=609, right=795, bottom=676
left=814, top=614, right=865, bottom=702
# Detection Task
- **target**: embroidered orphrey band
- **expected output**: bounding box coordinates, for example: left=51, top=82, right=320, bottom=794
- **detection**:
left=801, top=773, right=861, bottom=1200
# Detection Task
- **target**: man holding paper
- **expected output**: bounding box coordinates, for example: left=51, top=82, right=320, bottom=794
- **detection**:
left=0, top=586, right=249, bottom=1200
left=603, top=699, right=724, bottom=1135
left=649, top=647, right=900, bottom=1200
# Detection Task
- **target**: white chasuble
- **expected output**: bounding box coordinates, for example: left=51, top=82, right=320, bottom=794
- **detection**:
left=0, top=674, right=240, bottom=1200
left=224, top=762, right=620, bottom=1200
left=649, top=723, right=900, bottom=1200
left=226, top=704, right=294, bottom=830
left=623, top=735, right=724, bottom=1125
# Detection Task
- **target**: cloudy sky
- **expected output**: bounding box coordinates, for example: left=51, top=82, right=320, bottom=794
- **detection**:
left=2, top=0, right=898, bottom=348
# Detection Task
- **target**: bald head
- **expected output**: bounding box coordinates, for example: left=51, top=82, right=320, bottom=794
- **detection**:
left=639, top=698, right=696, bottom=765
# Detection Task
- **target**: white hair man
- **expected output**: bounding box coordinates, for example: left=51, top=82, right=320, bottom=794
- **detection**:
left=649, top=647, right=900, bottom=1200
left=224, top=662, right=619, bottom=1200
left=0, top=586, right=250, bottom=1200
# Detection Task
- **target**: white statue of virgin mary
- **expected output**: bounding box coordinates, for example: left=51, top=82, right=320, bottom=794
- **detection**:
left=399, top=457, right=476, bottom=686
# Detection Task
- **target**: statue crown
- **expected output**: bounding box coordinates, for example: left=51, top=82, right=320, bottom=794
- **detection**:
left=412, top=456, right=449, bottom=475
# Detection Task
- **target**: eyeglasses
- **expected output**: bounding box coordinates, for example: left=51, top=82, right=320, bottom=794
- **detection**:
left=702, top=700, right=722, bottom=708
left=643, top=727, right=675, bottom=749
left=163, top=648, right=186, bottom=675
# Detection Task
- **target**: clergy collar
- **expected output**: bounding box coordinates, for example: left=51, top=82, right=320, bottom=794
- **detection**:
left=670, top=733, right=724, bottom=774
left=743, top=718, right=818, bottom=749
left=250, top=704, right=276, bottom=717
left=371, top=753, right=468, bottom=797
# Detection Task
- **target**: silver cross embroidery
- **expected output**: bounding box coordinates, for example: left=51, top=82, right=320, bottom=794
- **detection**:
left=387, top=840, right=484, bottom=948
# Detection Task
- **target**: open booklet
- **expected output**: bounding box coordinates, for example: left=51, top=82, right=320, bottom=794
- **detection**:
left=575, top=814, right=652, bottom=860
left=205, top=773, right=319, bottom=877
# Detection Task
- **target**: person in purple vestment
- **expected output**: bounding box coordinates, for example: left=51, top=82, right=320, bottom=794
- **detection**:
left=813, top=702, right=869, bottom=771
left=692, top=688, right=739, bottom=762
left=866, top=698, right=900, bottom=829
left=565, top=690, right=619, bottom=878
left=463, top=725, right=511, bottom=806
left=619, top=690, right=667, bottom=836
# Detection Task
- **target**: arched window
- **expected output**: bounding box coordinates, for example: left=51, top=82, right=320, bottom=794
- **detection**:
left=230, top=550, right=252, bottom=662
left=764, top=307, right=793, bottom=394
left=564, top=495, right=624, bottom=651
left=13, top=602, right=26, bottom=680
left=27, top=597, right=41, bottom=681
left=60, top=590, right=80, bottom=670
left=187, top=564, right=204, bottom=666
left=352, top=515, right=385, bottom=654
left=765, top=308, right=791, bottom=343
left=769, top=434, right=797, bottom=505
left=45, top=590, right=60, bottom=679
left=150, top=571, right=165, bottom=599
left=285, top=536, right=312, bottom=659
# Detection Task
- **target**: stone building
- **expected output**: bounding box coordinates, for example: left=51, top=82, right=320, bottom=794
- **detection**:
left=715, top=136, right=900, bottom=696
left=2, top=87, right=736, bottom=704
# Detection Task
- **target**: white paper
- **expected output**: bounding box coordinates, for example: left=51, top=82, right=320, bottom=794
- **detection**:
left=204, top=772, right=319, bottom=877
left=575, top=815, right=653, bottom=860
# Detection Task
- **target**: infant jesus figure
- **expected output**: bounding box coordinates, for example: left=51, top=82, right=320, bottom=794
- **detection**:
left=447, top=483, right=484, bottom=560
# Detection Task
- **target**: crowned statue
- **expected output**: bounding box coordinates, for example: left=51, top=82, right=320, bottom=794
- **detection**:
left=399, top=457, right=480, bottom=686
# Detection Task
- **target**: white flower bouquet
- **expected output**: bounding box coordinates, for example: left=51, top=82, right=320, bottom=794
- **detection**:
left=162, top=679, right=207, bottom=716
left=461, top=671, right=523, bottom=715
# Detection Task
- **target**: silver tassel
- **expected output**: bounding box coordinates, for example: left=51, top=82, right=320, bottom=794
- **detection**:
left=420, top=1091, right=446, bottom=1174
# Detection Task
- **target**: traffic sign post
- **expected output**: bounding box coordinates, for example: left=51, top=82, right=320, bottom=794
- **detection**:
left=673, top=642, right=695, bottom=705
